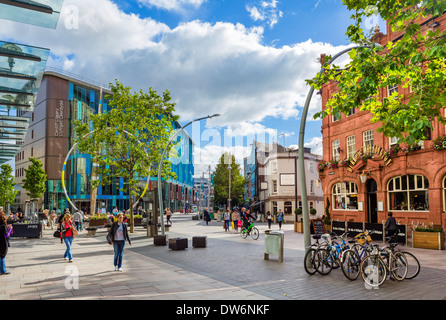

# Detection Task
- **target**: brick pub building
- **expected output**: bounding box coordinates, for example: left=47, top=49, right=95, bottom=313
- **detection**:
left=319, top=13, right=446, bottom=229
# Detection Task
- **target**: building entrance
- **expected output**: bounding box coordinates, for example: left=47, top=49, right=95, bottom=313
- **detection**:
left=366, top=179, right=377, bottom=223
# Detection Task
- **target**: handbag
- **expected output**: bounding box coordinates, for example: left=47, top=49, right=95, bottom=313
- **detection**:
left=53, top=230, right=61, bottom=238
left=72, top=228, right=79, bottom=237
left=106, top=232, right=113, bottom=245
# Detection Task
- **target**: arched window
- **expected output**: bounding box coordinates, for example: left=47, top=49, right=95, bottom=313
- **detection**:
left=332, top=182, right=358, bottom=210
left=387, top=175, right=429, bottom=211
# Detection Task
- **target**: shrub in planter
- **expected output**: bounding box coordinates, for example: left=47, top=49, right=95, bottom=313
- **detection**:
left=309, top=208, right=317, bottom=216
left=413, top=227, right=444, bottom=250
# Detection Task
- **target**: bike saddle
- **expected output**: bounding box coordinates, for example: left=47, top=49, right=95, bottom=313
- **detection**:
left=312, top=235, right=321, bottom=240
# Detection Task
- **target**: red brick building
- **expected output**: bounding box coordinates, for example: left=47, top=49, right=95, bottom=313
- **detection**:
left=319, top=13, right=446, bottom=228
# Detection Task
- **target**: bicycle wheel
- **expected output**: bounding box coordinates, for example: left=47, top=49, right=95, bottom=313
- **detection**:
left=316, top=248, right=333, bottom=275
left=251, top=227, right=259, bottom=240
left=240, top=227, right=248, bottom=239
left=391, top=252, right=408, bottom=281
left=360, top=254, right=387, bottom=288
left=341, top=249, right=361, bottom=281
left=401, top=251, right=420, bottom=279
left=304, top=248, right=317, bottom=275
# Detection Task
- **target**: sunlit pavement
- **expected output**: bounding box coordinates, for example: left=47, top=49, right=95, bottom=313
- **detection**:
left=1, top=213, right=446, bottom=300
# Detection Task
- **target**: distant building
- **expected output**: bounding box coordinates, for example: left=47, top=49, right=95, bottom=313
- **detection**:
left=245, top=141, right=323, bottom=221
left=15, top=70, right=195, bottom=214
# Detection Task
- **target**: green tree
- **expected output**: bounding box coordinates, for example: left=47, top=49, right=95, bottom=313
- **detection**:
left=213, top=153, right=245, bottom=207
left=22, top=157, right=47, bottom=199
left=74, top=80, right=178, bottom=233
left=309, top=1, right=446, bottom=146
left=0, top=164, right=17, bottom=208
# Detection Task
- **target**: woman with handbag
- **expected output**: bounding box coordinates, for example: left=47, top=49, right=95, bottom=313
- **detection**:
left=60, top=213, right=75, bottom=262
left=0, top=214, right=11, bottom=275
left=108, top=213, right=131, bottom=271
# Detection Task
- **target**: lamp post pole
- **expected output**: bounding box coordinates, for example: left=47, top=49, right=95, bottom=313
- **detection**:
left=157, top=114, right=220, bottom=236
left=298, top=46, right=370, bottom=251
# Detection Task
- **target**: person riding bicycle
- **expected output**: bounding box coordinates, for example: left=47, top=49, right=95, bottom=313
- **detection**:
left=241, top=209, right=255, bottom=233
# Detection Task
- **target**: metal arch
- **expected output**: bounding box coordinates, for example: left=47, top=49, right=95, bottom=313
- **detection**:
left=61, top=128, right=151, bottom=213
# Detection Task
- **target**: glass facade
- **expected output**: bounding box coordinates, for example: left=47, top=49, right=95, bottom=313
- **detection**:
left=0, top=0, right=64, bottom=29
left=0, top=41, right=49, bottom=164
left=60, top=81, right=194, bottom=213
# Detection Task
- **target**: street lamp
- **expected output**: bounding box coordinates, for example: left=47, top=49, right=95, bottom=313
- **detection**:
left=298, top=45, right=374, bottom=251
left=157, top=114, right=221, bottom=236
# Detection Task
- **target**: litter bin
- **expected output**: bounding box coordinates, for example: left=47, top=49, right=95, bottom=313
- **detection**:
left=264, top=230, right=284, bottom=262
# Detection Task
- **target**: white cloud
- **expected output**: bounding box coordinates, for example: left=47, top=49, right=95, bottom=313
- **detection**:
left=138, top=0, right=206, bottom=12
left=0, top=0, right=349, bottom=174
left=246, top=0, right=283, bottom=28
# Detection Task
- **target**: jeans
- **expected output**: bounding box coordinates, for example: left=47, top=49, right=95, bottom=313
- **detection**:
left=113, top=240, right=125, bottom=268
left=64, top=236, right=73, bottom=261
left=0, top=257, right=6, bottom=274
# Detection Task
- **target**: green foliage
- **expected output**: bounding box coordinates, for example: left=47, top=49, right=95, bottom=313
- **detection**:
left=324, top=197, right=331, bottom=226
left=309, top=1, right=446, bottom=145
left=74, top=80, right=178, bottom=231
left=22, top=158, right=47, bottom=199
left=309, top=208, right=317, bottom=215
left=0, top=164, right=17, bottom=207
left=415, top=227, right=443, bottom=233
left=212, top=153, right=246, bottom=207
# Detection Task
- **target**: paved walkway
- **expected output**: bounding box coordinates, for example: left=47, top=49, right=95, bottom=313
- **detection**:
left=1, top=213, right=446, bottom=301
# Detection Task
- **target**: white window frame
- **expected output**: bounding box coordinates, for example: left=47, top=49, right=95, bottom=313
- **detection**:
left=388, top=84, right=398, bottom=97
left=332, top=139, right=340, bottom=162
left=387, top=175, right=429, bottom=212
left=346, top=135, right=356, bottom=159
left=332, top=182, right=358, bottom=211
left=363, top=130, right=374, bottom=154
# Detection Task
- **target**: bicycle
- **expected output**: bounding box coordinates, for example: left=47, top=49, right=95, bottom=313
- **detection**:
left=315, top=232, right=350, bottom=275
left=340, top=230, right=378, bottom=281
left=360, top=233, right=408, bottom=287
left=304, top=234, right=332, bottom=275
left=240, top=222, right=259, bottom=240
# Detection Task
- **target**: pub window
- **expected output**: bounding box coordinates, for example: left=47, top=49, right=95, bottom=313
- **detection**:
left=363, top=130, right=374, bottom=155
left=346, top=135, right=356, bottom=159
left=332, top=139, right=340, bottom=162
left=388, top=84, right=398, bottom=97
left=284, top=201, right=292, bottom=214
left=387, top=175, right=429, bottom=211
left=332, top=182, right=358, bottom=210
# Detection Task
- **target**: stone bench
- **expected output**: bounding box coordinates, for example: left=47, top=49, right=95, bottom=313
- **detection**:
left=168, top=237, right=188, bottom=250
left=192, top=236, right=207, bottom=248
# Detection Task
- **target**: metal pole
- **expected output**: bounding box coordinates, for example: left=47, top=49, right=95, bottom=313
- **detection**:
left=157, top=114, right=220, bottom=236
left=299, top=46, right=370, bottom=251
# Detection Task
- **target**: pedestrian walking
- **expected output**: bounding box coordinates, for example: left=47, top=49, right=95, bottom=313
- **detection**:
left=266, top=211, right=273, bottom=229
left=166, top=208, right=172, bottom=225
left=49, top=210, right=57, bottom=230
left=73, top=210, right=83, bottom=231
left=0, top=214, right=11, bottom=275
left=385, top=211, right=398, bottom=238
left=203, top=208, right=211, bottom=225
left=108, top=213, right=132, bottom=271
left=60, top=213, right=75, bottom=262
left=277, top=209, right=284, bottom=230
left=232, top=209, right=239, bottom=232
left=224, top=209, right=230, bottom=232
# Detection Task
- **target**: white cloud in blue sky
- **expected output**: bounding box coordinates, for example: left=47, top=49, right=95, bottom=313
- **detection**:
left=246, top=0, right=283, bottom=28
left=0, top=0, right=356, bottom=174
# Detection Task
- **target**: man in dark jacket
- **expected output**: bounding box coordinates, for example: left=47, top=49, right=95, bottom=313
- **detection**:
left=385, top=211, right=398, bottom=238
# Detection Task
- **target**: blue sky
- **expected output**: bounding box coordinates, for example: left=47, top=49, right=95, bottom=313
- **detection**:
left=0, top=0, right=386, bottom=175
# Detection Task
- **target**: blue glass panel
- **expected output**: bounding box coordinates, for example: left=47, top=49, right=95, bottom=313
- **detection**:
left=68, top=82, right=73, bottom=100
left=0, top=0, right=64, bottom=29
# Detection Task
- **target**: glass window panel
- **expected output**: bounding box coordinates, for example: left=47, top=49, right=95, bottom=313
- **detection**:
left=417, top=175, right=423, bottom=189
left=0, top=0, right=64, bottom=29
left=395, top=176, right=401, bottom=190
left=408, top=175, right=415, bottom=190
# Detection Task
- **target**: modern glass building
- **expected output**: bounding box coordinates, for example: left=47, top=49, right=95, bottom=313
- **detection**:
left=0, top=0, right=63, bottom=165
left=15, top=71, right=196, bottom=215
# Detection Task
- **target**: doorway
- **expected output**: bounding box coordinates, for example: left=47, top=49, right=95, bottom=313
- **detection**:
left=366, top=179, right=377, bottom=223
